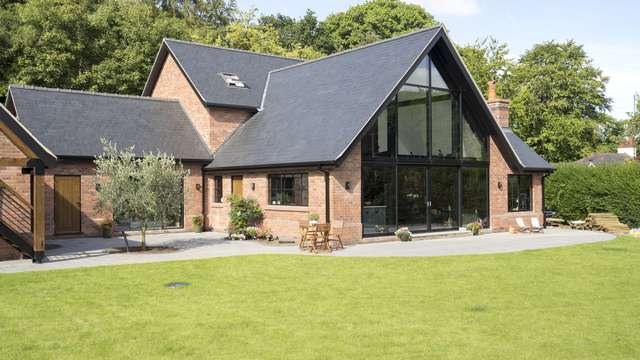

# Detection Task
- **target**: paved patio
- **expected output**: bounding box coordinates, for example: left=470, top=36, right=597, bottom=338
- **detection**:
left=0, top=228, right=616, bottom=273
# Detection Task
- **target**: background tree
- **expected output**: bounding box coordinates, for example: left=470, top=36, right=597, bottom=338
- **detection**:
left=95, top=140, right=189, bottom=250
left=505, top=40, right=613, bottom=162
left=217, top=10, right=322, bottom=59
left=317, top=0, right=437, bottom=53
left=457, top=37, right=513, bottom=98
left=259, top=9, right=321, bottom=52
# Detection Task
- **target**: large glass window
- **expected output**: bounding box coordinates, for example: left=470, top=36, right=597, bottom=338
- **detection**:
left=363, top=166, right=396, bottom=235
left=431, top=89, right=459, bottom=159
left=363, top=103, right=396, bottom=159
left=397, top=86, right=428, bottom=157
left=508, top=174, right=532, bottom=212
left=269, top=174, right=308, bottom=206
left=360, top=52, right=489, bottom=236
left=462, top=167, right=488, bottom=225
left=462, top=114, right=487, bottom=160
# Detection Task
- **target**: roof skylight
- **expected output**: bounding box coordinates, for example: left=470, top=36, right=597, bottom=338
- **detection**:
left=219, top=72, right=247, bottom=88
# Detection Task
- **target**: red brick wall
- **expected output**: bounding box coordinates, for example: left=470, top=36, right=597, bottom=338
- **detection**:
left=0, top=132, right=29, bottom=259
left=0, top=159, right=203, bottom=241
left=150, top=54, right=253, bottom=153
left=205, top=145, right=363, bottom=243
left=488, top=135, right=544, bottom=230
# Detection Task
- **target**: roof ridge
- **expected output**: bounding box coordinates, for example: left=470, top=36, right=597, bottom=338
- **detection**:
left=268, top=25, right=443, bottom=75
left=8, top=85, right=182, bottom=103
left=163, top=38, right=305, bottom=62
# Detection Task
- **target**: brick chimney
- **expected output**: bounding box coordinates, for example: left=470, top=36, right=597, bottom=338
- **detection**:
left=487, top=80, right=510, bottom=128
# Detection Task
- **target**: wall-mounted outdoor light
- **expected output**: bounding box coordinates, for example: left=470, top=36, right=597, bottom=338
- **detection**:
left=196, top=184, right=202, bottom=191
left=251, top=183, right=256, bottom=191
left=345, top=181, right=351, bottom=190
left=497, top=181, right=503, bottom=190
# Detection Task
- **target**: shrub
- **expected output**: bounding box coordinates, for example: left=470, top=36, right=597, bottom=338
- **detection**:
left=244, top=226, right=258, bottom=239
left=227, top=194, right=263, bottom=233
left=255, top=227, right=274, bottom=240
left=545, top=162, right=640, bottom=227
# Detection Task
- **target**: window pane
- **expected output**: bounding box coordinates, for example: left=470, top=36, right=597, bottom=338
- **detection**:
left=462, top=167, right=487, bottom=225
left=363, top=102, right=396, bottom=159
left=214, top=176, right=223, bottom=203
left=508, top=175, right=532, bottom=212
left=431, top=60, right=448, bottom=89
left=269, top=174, right=308, bottom=206
left=431, top=89, right=459, bottom=158
left=398, top=86, right=427, bottom=157
left=430, top=167, right=458, bottom=230
left=363, top=166, right=396, bottom=235
left=462, top=114, right=487, bottom=160
left=406, top=56, right=428, bottom=86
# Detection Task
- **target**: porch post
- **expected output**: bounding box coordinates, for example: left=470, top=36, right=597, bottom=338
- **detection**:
left=32, top=163, right=45, bottom=263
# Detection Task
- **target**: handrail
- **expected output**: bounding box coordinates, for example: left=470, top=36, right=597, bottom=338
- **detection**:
left=0, top=179, right=32, bottom=210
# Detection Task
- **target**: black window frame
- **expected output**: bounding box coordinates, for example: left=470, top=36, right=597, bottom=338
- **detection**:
left=268, top=173, right=309, bottom=206
left=213, top=176, right=223, bottom=203
left=508, top=174, right=532, bottom=212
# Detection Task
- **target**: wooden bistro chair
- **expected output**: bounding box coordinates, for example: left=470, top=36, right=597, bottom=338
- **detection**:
left=327, top=220, right=345, bottom=250
left=299, top=221, right=317, bottom=250
left=313, top=224, right=331, bottom=252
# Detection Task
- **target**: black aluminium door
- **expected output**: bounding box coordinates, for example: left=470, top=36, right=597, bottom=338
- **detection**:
left=429, top=167, right=459, bottom=230
left=397, top=166, right=459, bottom=232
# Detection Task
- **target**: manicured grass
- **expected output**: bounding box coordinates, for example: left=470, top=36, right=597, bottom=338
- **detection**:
left=1, top=237, right=639, bottom=359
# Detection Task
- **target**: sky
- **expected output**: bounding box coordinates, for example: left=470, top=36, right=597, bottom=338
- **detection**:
left=236, top=0, right=640, bottom=119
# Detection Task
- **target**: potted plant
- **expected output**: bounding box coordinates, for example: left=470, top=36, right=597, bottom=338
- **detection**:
left=466, top=221, right=482, bottom=236
left=308, top=212, right=320, bottom=225
left=395, top=227, right=412, bottom=241
left=192, top=215, right=204, bottom=233
left=101, top=219, right=113, bottom=238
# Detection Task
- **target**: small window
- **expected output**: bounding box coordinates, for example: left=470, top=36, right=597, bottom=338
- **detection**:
left=213, top=176, right=223, bottom=203
left=219, top=72, right=246, bottom=88
left=269, top=173, right=308, bottom=206
left=508, top=174, right=532, bottom=212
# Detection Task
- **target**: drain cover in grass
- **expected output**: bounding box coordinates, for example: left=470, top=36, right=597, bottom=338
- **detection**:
left=165, top=282, right=190, bottom=288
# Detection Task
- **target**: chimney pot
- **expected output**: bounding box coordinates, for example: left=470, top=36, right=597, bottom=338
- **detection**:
left=486, top=80, right=509, bottom=128
left=487, top=80, right=497, bottom=101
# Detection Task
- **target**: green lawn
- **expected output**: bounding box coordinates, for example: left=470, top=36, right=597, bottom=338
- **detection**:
left=1, top=237, right=639, bottom=359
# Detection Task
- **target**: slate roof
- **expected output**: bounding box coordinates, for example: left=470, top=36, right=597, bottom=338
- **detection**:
left=501, top=128, right=555, bottom=171
left=6, top=86, right=211, bottom=161
left=576, top=152, right=631, bottom=165
left=143, top=39, right=302, bottom=109
left=206, top=27, right=442, bottom=170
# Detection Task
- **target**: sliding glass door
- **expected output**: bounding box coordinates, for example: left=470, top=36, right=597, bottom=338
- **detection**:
left=398, top=166, right=428, bottom=232
left=430, top=167, right=458, bottom=230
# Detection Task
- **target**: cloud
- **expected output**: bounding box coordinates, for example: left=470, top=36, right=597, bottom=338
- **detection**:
left=407, top=0, right=480, bottom=16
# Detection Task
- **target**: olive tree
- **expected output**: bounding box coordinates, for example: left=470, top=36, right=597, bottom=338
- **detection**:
left=94, top=140, right=189, bottom=250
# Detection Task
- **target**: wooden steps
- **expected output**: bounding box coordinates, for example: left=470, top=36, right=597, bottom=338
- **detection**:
left=586, top=213, right=630, bottom=234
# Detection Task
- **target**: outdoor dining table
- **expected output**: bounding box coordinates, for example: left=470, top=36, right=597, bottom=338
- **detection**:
left=299, top=223, right=331, bottom=251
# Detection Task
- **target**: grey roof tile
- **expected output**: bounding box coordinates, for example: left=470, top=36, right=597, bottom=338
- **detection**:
left=8, top=86, right=211, bottom=161
left=501, top=128, right=554, bottom=171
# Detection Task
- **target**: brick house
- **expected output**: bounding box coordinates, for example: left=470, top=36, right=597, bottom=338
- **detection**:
left=0, top=26, right=553, bottom=261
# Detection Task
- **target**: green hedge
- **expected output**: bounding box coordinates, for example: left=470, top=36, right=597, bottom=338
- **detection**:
left=544, top=162, right=640, bottom=227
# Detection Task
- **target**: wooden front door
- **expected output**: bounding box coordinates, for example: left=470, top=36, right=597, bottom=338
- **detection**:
left=231, top=176, right=243, bottom=196
left=54, top=175, right=81, bottom=234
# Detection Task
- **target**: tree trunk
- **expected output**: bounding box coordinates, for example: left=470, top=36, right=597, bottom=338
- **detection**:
left=141, top=223, right=147, bottom=251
